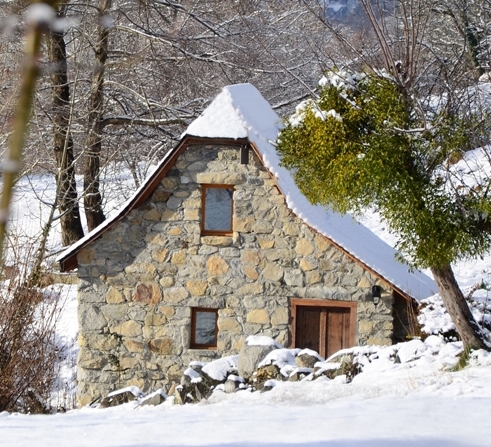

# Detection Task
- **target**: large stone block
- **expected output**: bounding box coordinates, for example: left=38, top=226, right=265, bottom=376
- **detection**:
left=257, top=237, right=275, bottom=249
left=160, top=209, right=180, bottom=222
left=174, top=189, right=190, bottom=198
left=283, top=223, right=300, bottom=236
left=158, top=305, right=175, bottom=317
left=133, top=283, right=162, bottom=305
left=168, top=227, right=183, bottom=236
left=295, top=239, right=314, bottom=256
left=367, top=336, right=391, bottom=346
left=159, top=277, right=175, bottom=288
left=246, top=309, right=270, bottom=325
left=238, top=344, right=276, bottom=380
left=195, top=172, right=245, bottom=184
left=207, top=256, right=229, bottom=275
left=145, top=232, right=166, bottom=246
left=143, top=208, right=161, bottom=221
left=237, top=282, right=264, bottom=296
left=85, top=333, right=120, bottom=351
left=284, top=269, right=304, bottom=287
left=152, top=189, right=171, bottom=202
left=78, top=248, right=95, bottom=265
left=101, top=304, right=128, bottom=322
left=78, top=349, right=107, bottom=370
left=186, top=280, right=208, bottom=296
left=243, top=265, right=259, bottom=280
left=319, top=259, right=335, bottom=272
left=79, top=304, right=107, bottom=331
left=152, top=248, right=169, bottom=263
left=143, top=325, right=169, bottom=339
left=144, top=313, right=168, bottom=327
left=265, top=248, right=293, bottom=262
left=119, top=355, right=140, bottom=370
left=220, top=247, right=240, bottom=258
left=182, top=197, right=201, bottom=208
left=161, top=177, right=179, bottom=189
left=125, top=263, right=156, bottom=278
left=148, top=338, right=173, bottom=355
left=111, top=320, right=142, bottom=337
left=243, top=295, right=268, bottom=309
left=218, top=317, right=241, bottom=333
left=234, top=216, right=254, bottom=232
left=163, top=287, right=189, bottom=303
left=184, top=209, right=199, bottom=220
left=262, top=263, right=284, bottom=282
left=171, top=249, right=187, bottom=265
left=123, top=339, right=145, bottom=353
left=300, top=258, right=316, bottom=271
left=305, top=270, right=322, bottom=285
left=252, top=221, right=274, bottom=234
left=271, top=308, right=289, bottom=326
left=241, top=250, right=262, bottom=264
left=358, top=320, right=375, bottom=335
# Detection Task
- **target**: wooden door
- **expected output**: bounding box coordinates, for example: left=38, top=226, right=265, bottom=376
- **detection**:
left=295, top=305, right=352, bottom=359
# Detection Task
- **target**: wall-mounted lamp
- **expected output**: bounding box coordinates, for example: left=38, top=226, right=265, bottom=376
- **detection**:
left=371, top=285, right=382, bottom=305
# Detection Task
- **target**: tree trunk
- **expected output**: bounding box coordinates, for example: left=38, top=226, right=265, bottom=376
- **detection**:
left=430, top=264, right=489, bottom=350
left=47, top=10, right=85, bottom=246
left=84, top=0, right=112, bottom=231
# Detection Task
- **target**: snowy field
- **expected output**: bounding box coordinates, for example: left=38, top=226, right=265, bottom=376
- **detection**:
left=2, top=166, right=491, bottom=447
left=2, top=350, right=491, bottom=447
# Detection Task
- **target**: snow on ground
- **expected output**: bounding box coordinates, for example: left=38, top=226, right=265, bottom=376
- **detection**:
left=49, top=284, right=79, bottom=410
left=1, top=351, right=491, bottom=447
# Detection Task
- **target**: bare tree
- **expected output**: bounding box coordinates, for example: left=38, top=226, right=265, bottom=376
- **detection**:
left=3, top=1, right=330, bottom=240
left=47, top=3, right=85, bottom=245
left=83, top=0, right=111, bottom=231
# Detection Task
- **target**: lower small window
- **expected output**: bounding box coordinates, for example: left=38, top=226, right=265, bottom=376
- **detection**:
left=191, top=308, right=218, bottom=349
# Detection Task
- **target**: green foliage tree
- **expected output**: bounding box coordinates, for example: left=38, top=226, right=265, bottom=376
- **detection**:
left=277, top=70, right=491, bottom=350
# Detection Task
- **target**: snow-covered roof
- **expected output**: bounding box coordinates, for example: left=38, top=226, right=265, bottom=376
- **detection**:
left=183, top=83, right=435, bottom=300
left=58, top=83, right=435, bottom=299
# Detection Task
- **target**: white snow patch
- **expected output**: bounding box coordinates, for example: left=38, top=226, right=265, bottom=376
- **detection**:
left=246, top=335, right=282, bottom=348
left=201, top=355, right=238, bottom=382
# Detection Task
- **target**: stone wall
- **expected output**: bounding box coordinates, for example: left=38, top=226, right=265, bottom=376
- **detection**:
left=76, top=143, right=397, bottom=406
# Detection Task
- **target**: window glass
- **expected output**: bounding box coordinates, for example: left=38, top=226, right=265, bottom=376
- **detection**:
left=203, top=186, right=233, bottom=233
left=192, top=308, right=218, bottom=348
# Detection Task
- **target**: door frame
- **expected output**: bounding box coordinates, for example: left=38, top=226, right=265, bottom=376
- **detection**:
left=289, top=298, right=357, bottom=355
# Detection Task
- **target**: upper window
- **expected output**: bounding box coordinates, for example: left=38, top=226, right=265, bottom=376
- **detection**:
left=201, top=184, right=234, bottom=235
left=191, top=307, right=218, bottom=349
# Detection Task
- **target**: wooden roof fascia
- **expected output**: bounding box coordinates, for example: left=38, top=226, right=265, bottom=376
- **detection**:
left=59, top=136, right=251, bottom=272
left=183, top=136, right=250, bottom=146
left=247, top=142, right=415, bottom=302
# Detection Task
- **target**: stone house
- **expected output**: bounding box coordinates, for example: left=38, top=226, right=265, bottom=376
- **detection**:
left=58, top=84, right=435, bottom=406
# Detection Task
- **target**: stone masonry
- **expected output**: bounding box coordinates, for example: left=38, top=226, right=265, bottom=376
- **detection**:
left=76, top=143, right=396, bottom=406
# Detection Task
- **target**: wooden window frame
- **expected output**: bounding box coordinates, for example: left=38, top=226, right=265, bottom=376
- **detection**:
left=190, top=307, right=219, bottom=349
left=289, top=298, right=357, bottom=353
left=201, top=184, right=234, bottom=236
